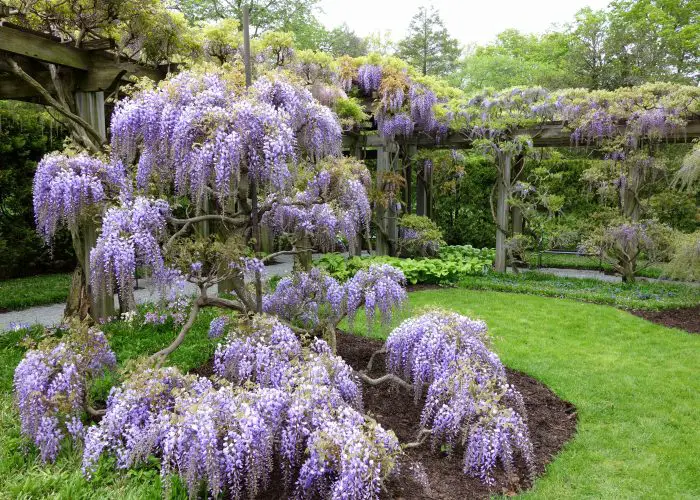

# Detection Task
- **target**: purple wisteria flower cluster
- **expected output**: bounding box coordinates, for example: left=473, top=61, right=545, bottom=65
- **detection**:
left=110, top=71, right=341, bottom=205
left=89, top=197, right=171, bottom=295
left=13, top=326, right=116, bottom=462
left=264, top=264, right=407, bottom=332
left=262, top=157, right=372, bottom=251
left=84, top=317, right=400, bottom=499
left=33, top=153, right=124, bottom=242
left=385, top=311, right=534, bottom=484
left=357, top=64, right=382, bottom=94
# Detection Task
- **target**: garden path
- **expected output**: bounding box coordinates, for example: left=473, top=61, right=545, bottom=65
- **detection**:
left=0, top=254, right=299, bottom=330
left=2, top=259, right=694, bottom=330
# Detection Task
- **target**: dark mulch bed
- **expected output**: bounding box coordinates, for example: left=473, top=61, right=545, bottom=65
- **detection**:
left=631, top=305, right=700, bottom=334
left=190, top=332, right=577, bottom=499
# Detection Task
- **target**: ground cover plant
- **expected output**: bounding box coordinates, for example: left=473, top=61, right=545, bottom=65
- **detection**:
left=459, top=271, right=700, bottom=310
left=0, top=273, right=72, bottom=312
left=524, top=251, right=665, bottom=279
left=316, top=246, right=494, bottom=285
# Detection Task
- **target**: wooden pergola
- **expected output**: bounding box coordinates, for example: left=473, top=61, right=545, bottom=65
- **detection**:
left=2, top=20, right=700, bottom=304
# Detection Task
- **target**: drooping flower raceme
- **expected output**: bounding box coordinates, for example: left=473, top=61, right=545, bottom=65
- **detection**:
left=357, top=64, right=382, bottom=94
left=33, top=153, right=123, bottom=242
left=385, top=311, right=533, bottom=484
left=262, top=157, right=372, bottom=252
left=14, top=326, right=116, bottom=462
left=264, top=264, right=407, bottom=332
left=84, top=317, right=399, bottom=499
left=89, top=197, right=171, bottom=296
left=110, top=71, right=341, bottom=206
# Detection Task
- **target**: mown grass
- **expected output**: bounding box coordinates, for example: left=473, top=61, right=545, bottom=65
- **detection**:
left=0, top=273, right=72, bottom=312
left=0, top=307, right=222, bottom=499
left=1, top=290, right=699, bottom=498
left=524, top=251, right=665, bottom=279
left=350, top=289, right=700, bottom=499
left=458, top=271, right=700, bottom=310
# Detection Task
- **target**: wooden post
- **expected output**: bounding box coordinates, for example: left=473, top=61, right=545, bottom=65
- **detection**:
left=81, top=219, right=115, bottom=320
left=512, top=206, right=523, bottom=235
left=376, top=146, right=390, bottom=255
left=416, top=160, right=427, bottom=216
left=349, top=138, right=364, bottom=256
left=494, top=153, right=512, bottom=273
left=74, top=90, right=115, bottom=320
left=404, top=144, right=416, bottom=214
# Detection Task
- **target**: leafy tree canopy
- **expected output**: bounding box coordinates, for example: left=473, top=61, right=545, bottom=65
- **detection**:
left=396, top=5, right=462, bottom=77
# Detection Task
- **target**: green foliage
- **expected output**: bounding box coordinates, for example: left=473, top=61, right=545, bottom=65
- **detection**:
left=320, top=23, right=368, bottom=57
left=0, top=102, right=73, bottom=279
left=333, top=97, right=369, bottom=126
left=664, top=231, right=700, bottom=282
left=316, top=246, right=494, bottom=285
left=396, top=5, right=462, bottom=77
left=454, top=29, right=575, bottom=91
left=396, top=214, right=445, bottom=257
left=647, top=190, right=698, bottom=232
left=428, top=150, right=497, bottom=247
left=6, top=0, right=199, bottom=64
left=0, top=273, right=72, bottom=312
left=458, top=271, right=700, bottom=310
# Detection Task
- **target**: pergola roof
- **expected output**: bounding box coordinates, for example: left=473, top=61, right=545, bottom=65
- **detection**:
left=0, top=23, right=167, bottom=100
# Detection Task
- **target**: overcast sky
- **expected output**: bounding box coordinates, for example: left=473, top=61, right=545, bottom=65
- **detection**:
left=317, top=0, right=611, bottom=47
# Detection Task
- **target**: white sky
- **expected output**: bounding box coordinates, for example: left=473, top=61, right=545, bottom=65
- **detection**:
left=317, top=0, right=612, bottom=47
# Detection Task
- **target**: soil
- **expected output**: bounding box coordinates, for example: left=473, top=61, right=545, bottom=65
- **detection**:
left=630, top=305, right=700, bottom=334
left=192, top=332, right=577, bottom=499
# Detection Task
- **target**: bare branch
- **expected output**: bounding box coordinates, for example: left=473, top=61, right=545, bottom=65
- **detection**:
left=365, top=347, right=386, bottom=373
left=358, top=372, right=413, bottom=391
left=168, top=214, right=247, bottom=227
left=151, top=297, right=202, bottom=360
left=403, top=428, right=432, bottom=449
left=262, top=250, right=303, bottom=263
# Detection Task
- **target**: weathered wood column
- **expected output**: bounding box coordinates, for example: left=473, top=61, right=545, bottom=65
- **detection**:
left=74, top=90, right=116, bottom=320
left=404, top=144, right=416, bottom=214
left=416, top=160, right=427, bottom=217
left=512, top=206, right=523, bottom=235
left=375, top=143, right=399, bottom=256
left=375, top=146, right=390, bottom=255
left=349, top=137, right=365, bottom=256
left=494, top=153, right=512, bottom=273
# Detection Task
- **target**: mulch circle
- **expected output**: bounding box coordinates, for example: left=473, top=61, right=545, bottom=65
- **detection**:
left=630, top=305, right=700, bottom=334
left=336, top=331, right=577, bottom=500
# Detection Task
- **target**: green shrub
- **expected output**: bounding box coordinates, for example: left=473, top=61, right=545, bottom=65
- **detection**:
left=315, top=245, right=494, bottom=285
left=396, top=214, right=445, bottom=257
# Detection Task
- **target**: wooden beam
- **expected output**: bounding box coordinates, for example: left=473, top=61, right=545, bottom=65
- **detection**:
left=343, top=120, right=700, bottom=150
left=0, top=25, right=90, bottom=70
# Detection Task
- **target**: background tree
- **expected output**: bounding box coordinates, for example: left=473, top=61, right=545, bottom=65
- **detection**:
left=0, top=102, right=72, bottom=279
left=176, top=0, right=320, bottom=38
left=454, top=30, right=574, bottom=91
left=396, top=5, right=462, bottom=77
left=321, top=23, right=368, bottom=57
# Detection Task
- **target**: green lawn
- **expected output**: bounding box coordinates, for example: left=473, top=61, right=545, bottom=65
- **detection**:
left=0, top=273, right=72, bottom=312
left=1, top=290, right=699, bottom=498
left=459, top=271, right=700, bottom=310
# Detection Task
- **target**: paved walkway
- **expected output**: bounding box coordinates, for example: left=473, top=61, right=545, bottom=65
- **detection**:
left=1, top=258, right=693, bottom=330
left=0, top=254, right=299, bottom=330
